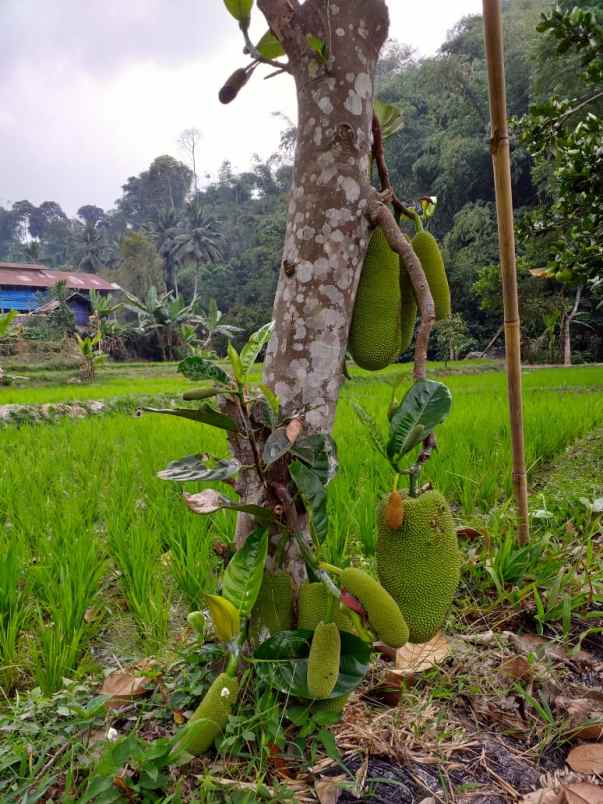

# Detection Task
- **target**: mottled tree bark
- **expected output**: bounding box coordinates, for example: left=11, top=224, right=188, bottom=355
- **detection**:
left=260, top=0, right=389, bottom=431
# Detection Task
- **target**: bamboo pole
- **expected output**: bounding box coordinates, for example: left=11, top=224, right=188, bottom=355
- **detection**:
left=482, top=0, right=530, bottom=545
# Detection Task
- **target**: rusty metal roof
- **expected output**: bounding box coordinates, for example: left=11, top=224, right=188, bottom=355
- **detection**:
left=0, top=262, right=120, bottom=292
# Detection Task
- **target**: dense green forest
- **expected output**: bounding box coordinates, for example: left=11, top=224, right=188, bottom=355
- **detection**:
left=1, top=0, right=601, bottom=362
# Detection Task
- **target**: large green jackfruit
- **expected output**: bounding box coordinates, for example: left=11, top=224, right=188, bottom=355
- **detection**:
left=340, top=568, right=409, bottom=648
left=376, top=490, right=461, bottom=644
left=411, top=230, right=451, bottom=321
left=349, top=227, right=402, bottom=370
left=250, top=571, right=293, bottom=641
left=399, top=257, right=417, bottom=353
left=172, top=672, right=239, bottom=756
left=307, top=622, right=340, bottom=699
left=298, top=582, right=356, bottom=634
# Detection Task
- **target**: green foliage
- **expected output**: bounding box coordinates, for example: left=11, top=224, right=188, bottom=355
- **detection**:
left=250, top=572, right=293, bottom=640
left=221, top=528, right=269, bottom=618
left=388, top=379, right=452, bottom=464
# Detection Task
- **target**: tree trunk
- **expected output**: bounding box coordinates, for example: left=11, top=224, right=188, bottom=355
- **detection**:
left=561, top=285, right=583, bottom=367
left=228, top=0, right=390, bottom=574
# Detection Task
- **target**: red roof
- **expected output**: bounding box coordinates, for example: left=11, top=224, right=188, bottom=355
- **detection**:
left=0, top=262, right=120, bottom=292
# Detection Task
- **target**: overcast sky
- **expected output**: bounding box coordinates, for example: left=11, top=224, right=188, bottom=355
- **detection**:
left=0, top=0, right=483, bottom=217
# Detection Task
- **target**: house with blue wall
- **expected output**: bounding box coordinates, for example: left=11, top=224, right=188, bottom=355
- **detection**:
left=0, top=263, right=120, bottom=326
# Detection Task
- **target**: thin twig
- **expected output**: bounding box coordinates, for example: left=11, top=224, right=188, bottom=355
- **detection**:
left=367, top=195, right=436, bottom=381
left=371, top=114, right=418, bottom=224
left=242, top=26, right=292, bottom=73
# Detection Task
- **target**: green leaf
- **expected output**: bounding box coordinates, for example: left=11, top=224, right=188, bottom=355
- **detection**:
left=253, top=630, right=371, bottom=699
left=227, top=341, right=243, bottom=382
left=240, top=321, right=274, bottom=378
left=223, top=0, right=253, bottom=24
left=204, top=594, right=240, bottom=641
left=263, top=428, right=294, bottom=465
left=184, top=490, right=276, bottom=525
left=178, top=356, right=230, bottom=385
left=387, top=379, right=452, bottom=460
left=182, top=386, right=221, bottom=402
left=256, top=30, right=284, bottom=59
left=158, top=455, right=241, bottom=483
left=258, top=383, right=280, bottom=420
left=0, top=310, right=16, bottom=338
left=289, top=461, right=328, bottom=544
left=290, top=434, right=338, bottom=485
left=144, top=405, right=238, bottom=432
left=351, top=402, right=387, bottom=457
left=373, top=98, right=403, bottom=140
left=222, top=527, right=269, bottom=617
left=306, top=34, right=329, bottom=63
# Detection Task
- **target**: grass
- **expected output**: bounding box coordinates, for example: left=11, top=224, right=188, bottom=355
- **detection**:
left=0, top=363, right=601, bottom=695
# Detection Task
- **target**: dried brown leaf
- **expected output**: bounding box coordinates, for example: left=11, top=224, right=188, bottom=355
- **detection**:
left=456, top=526, right=482, bottom=540
left=520, top=789, right=564, bottom=804
left=554, top=696, right=603, bottom=741
left=315, top=778, right=342, bottom=804
left=562, top=783, right=603, bottom=804
left=184, top=489, right=223, bottom=515
left=396, top=632, right=449, bottom=675
left=499, top=655, right=532, bottom=680
left=286, top=418, right=303, bottom=443
left=509, top=633, right=594, bottom=665
left=100, top=670, right=149, bottom=706
left=566, top=743, right=603, bottom=774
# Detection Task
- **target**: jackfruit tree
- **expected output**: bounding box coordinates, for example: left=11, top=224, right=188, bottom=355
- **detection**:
left=147, top=0, right=462, bottom=759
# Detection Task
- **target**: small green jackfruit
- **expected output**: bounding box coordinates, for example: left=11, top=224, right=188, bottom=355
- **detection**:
left=171, top=672, right=239, bottom=756
left=340, top=568, right=409, bottom=648
left=307, top=622, right=340, bottom=699
left=298, top=582, right=356, bottom=634
left=349, top=227, right=402, bottom=370
left=376, top=490, right=461, bottom=644
left=399, top=257, right=417, bottom=353
left=250, top=571, right=293, bottom=641
left=411, top=230, right=451, bottom=321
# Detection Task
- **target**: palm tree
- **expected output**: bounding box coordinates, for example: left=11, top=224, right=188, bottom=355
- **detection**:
left=73, top=221, right=108, bottom=274
left=175, top=197, right=221, bottom=285
left=146, top=208, right=181, bottom=294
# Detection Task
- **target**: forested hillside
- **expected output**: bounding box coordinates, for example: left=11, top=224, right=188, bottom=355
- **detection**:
left=1, top=0, right=601, bottom=362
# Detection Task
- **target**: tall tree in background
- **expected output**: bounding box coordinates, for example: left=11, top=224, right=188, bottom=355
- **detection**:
left=117, top=155, right=193, bottom=229
left=175, top=196, right=221, bottom=292
left=146, top=208, right=181, bottom=294
left=178, top=128, right=203, bottom=193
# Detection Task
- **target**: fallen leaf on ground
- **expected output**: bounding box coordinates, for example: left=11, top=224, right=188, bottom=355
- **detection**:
left=520, top=788, right=564, bottom=803
left=315, top=778, right=342, bottom=804
left=396, top=632, right=450, bottom=675
left=562, top=783, right=603, bottom=803
left=100, top=670, right=149, bottom=706
left=567, top=743, right=603, bottom=774
left=554, top=696, right=603, bottom=741
left=456, top=526, right=482, bottom=540
left=499, top=655, right=532, bottom=680
left=508, top=633, right=594, bottom=665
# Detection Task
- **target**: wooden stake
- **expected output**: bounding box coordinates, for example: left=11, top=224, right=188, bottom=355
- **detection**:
left=482, top=0, right=530, bottom=544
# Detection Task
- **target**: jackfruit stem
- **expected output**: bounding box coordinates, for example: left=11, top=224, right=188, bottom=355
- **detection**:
left=393, top=473, right=400, bottom=492
left=293, top=532, right=340, bottom=599
left=408, top=464, right=421, bottom=498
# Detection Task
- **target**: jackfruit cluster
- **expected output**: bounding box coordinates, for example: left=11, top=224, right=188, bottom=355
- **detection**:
left=298, top=582, right=356, bottom=634
left=411, top=230, right=451, bottom=321
left=250, top=571, right=293, bottom=641
left=307, top=622, right=341, bottom=699
left=349, top=227, right=402, bottom=370
left=171, top=672, right=239, bottom=756
left=376, top=490, right=461, bottom=644
left=340, top=567, right=409, bottom=648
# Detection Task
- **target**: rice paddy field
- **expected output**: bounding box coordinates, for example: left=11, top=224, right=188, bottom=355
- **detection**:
left=1, top=361, right=602, bottom=698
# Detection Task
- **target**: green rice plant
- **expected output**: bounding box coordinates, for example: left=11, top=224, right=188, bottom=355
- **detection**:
left=0, top=541, right=28, bottom=692
left=164, top=528, right=219, bottom=610
left=31, top=622, right=86, bottom=695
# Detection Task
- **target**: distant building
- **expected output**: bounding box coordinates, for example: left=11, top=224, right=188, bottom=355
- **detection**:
left=0, top=262, right=120, bottom=327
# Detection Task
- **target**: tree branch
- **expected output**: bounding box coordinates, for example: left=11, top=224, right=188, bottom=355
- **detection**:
left=371, top=114, right=419, bottom=224
left=367, top=195, right=435, bottom=380
left=257, top=0, right=306, bottom=59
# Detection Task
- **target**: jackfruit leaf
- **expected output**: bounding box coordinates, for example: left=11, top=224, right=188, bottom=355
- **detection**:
left=253, top=630, right=371, bottom=700
left=289, top=461, right=328, bottom=544
left=182, top=386, right=222, bottom=402
left=227, top=341, right=243, bottom=382
left=204, top=593, right=240, bottom=641
left=256, top=30, right=285, bottom=59
left=223, top=0, right=253, bottom=25
left=222, top=527, right=269, bottom=617
left=240, top=321, right=274, bottom=378
left=258, top=383, right=280, bottom=419
left=144, top=406, right=238, bottom=433
left=290, top=434, right=338, bottom=484
left=178, top=356, right=231, bottom=385
left=253, top=395, right=278, bottom=431
left=351, top=402, right=387, bottom=457
left=184, top=490, right=276, bottom=525
left=158, top=455, right=241, bottom=483
left=387, top=379, right=452, bottom=460
left=419, top=196, right=438, bottom=220
left=373, top=99, right=403, bottom=140
left=263, top=428, right=294, bottom=465
left=306, top=34, right=329, bottom=63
